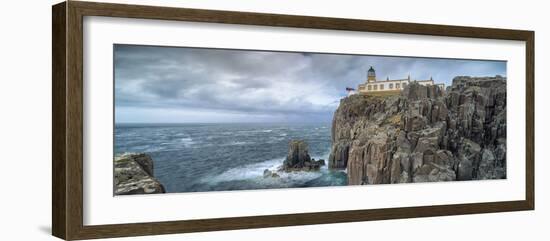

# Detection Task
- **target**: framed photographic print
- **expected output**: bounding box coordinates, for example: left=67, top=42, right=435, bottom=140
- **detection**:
left=52, top=1, right=534, bottom=240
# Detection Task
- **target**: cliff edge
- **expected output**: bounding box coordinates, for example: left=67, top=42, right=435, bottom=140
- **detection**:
left=114, top=153, right=166, bottom=195
left=328, top=76, right=507, bottom=185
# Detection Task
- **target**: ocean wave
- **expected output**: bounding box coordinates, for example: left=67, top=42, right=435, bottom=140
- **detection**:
left=145, top=137, right=196, bottom=151
left=228, top=141, right=249, bottom=146
left=180, top=137, right=195, bottom=147
left=203, top=158, right=282, bottom=184
left=237, top=129, right=273, bottom=134
left=215, top=141, right=251, bottom=147
left=200, top=157, right=331, bottom=187
left=143, top=145, right=166, bottom=152
left=268, top=137, right=285, bottom=143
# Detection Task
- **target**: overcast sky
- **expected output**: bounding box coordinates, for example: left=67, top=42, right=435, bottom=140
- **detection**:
left=114, top=44, right=506, bottom=123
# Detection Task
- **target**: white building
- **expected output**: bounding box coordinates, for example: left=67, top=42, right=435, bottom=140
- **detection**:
left=357, top=66, right=444, bottom=94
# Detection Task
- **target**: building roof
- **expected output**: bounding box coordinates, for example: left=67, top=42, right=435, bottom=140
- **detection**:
left=378, top=79, right=408, bottom=83
left=364, top=79, right=439, bottom=84
left=362, top=78, right=409, bottom=83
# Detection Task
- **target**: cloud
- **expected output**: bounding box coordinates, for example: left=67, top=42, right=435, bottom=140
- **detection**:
left=114, top=45, right=506, bottom=123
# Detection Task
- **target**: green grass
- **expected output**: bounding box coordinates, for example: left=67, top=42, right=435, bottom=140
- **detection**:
left=361, top=90, right=401, bottom=97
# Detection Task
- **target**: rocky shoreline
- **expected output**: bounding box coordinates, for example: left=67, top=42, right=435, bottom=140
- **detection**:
left=328, top=76, right=507, bottom=185
left=114, top=153, right=166, bottom=195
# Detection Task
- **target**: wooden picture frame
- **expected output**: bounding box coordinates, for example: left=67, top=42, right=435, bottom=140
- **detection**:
left=52, top=1, right=534, bottom=240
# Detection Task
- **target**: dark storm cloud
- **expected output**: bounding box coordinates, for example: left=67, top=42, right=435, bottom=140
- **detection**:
left=114, top=45, right=506, bottom=123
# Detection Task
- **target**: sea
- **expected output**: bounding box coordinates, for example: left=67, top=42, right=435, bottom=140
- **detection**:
left=115, top=123, right=348, bottom=193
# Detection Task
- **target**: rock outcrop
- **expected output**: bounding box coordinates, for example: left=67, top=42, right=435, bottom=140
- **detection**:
left=282, top=140, right=325, bottom=171
left=114, top=153, right=166, bottom=195
left=263, top=169, right=280, bottom=178
left=329, top=76, right=507, bottom=185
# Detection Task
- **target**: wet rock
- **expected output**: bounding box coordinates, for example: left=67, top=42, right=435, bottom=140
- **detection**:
left=114, top=153, right=166, bottom=195
left=263, top=169, right=280, bottom=178
left=130, top=153, right=154, bottom=176
left=316, top=159, right=326, bottom=166
left=283, top=140, right=325, bottom=171
left=284, top=140, right=311, bottom=168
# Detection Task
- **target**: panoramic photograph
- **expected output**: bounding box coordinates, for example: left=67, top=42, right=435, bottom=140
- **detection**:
left=113, top=44, right=507, bottom=195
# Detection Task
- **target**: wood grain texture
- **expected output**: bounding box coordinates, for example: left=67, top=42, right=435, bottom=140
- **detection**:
left=66, top=2, right=85, bottom=240
left=73, top=201, right=530, bottom=240
left=51, top=1, right=535, bottom=240
left=525, top=32, right=535, bottom=209
left=72, top=1, right=532, bottom=40
left=52, top=2, right=67, bottom=239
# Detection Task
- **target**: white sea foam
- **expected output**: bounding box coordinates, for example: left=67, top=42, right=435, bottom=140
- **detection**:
left=217, top=141, right=250, bottom=147
left=204, top=158, right=282, bottom=184
left=237, top=129, right=273, bottom=134
left=267, top=137, right=285, bottom=143
left=180, top=137, right=194, bottom=147
left=145, top=145, right=166, bottom=152
left=201, top=156, right=333, bottom=187
left=229, top=141, right=248, bottom=146
left=275, top=169, right=325, bottom=183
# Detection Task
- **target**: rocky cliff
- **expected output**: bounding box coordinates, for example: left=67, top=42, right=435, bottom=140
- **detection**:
left=328, top=76, right=507, bottom=185
left=114, top=153, right=166, bottom=195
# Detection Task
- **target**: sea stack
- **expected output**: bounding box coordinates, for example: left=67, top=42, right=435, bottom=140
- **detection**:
left=114, top=153, right=166, bottom=195
left=282, top=140, right=325, bottom=171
